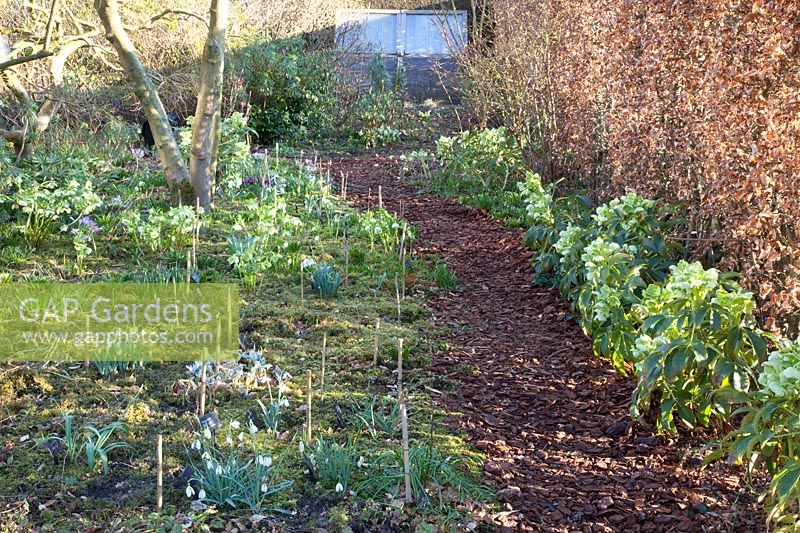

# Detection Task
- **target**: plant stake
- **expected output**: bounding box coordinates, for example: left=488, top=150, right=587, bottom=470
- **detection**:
left=321, top=333, right=327, bottom=393
left=400, top=394, right=412, bottom=504
left=373, top=318, right=381, bottom=366
left=397, top=337, right=404, bottom=400
left=156, top=434, right=163, bottom=512
left=306, top=369, right=313, bottom=444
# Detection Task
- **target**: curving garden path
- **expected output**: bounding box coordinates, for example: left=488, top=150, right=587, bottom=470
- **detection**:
left=329, top=155, right=761, bottom=532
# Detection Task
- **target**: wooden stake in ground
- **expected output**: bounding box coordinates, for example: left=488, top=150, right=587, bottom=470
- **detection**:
left=343, top=229, right=349, bottom=285
left=83, top=315, right=91, bottom=369
left=400, top=224, right=407, bottom=300
left=156, top=434, right=163, bottom=512
left=300, top=262, right=305, bottom=307
left=321, top=334, right=327, bottom=393
left=215, top=319, right=222, bottom=356
left=397, top=337, right=404, bottom=400
left=395, top=273, right=401, bottom=322
left=378, top=185, right=383, bottom=209
left=193, top=198, right=199, bottom=268
left=185, top=249, right=191, bottom=286
left=400, top=395, right=412, bottom=504
left=373, top=318, right=381, bottom=366
left=305, top=370, right=313, bottom=444
left=198, top=351, right=208, bottom=415
left=226, top=287, right=233, bottom=347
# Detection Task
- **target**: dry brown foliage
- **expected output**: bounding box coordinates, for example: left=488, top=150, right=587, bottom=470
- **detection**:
left=465, top=0, right=800, bottom=331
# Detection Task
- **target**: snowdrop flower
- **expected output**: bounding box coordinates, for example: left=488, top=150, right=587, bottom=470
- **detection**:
left=203, top=427, right=212, bottom=439
left=335, top=482, right=344, bottom=493
left=206, top=460, right=214, bottom=471
left=301, top=257, right=316, bottom=269
left=298, top=440, right=305, bottom=453
left=237, top=431, right=245, bottom=441
left=357, top=456, right=366, bottom=468
left=225, top=435, right=233, bottom=446
left=215, top=464, right=223, bottom=476
left=230, top=420, right=241, bottom=430
left=198, top=488, right=206, bottom=500
left=249, top=421, right=259, bottom=434
left=261, top=482, right=269, bottom=493
left=279, top=398, right=289, bottom=407
left=257, top=455, right=273, bottom=467
left=191, top=439, right=202, bottom=451
left=185, top=484, right=195, bottom=498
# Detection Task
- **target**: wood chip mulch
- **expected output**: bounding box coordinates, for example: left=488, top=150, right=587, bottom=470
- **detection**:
left=328, top=155, right=763, bottom=532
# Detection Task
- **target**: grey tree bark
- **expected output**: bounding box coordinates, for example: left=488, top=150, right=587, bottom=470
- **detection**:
left=94, top=0, right=192, bottom=204
left=189, top=0, right=229, bottom=211
left=94, top=0, right=229, bottom=209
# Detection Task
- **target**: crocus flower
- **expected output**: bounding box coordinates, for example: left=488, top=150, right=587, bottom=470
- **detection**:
left=77, top=216, right=101, bottom=233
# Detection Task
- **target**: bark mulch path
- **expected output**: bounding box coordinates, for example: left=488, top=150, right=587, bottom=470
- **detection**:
left=328, top=155, right=762, bottom=532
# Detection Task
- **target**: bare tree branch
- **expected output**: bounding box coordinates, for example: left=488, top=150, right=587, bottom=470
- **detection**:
left=0, top=50, right=54, bottom=71
left=89, top=44, right=124, bottom=72
left=43, top=0, right=62, bottom=51
left=139, top=9, right=210, bottom=30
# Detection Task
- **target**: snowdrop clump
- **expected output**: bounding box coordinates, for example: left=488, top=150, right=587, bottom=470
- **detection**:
left=186, top=417, right=292, bottom=511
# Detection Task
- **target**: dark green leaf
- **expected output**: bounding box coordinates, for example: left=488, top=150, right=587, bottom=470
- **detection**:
left=775, top=461, right=800, bottom=502
left=691, top=340, right=708, bottom=363
left=745, top=328, right=768, bottom=359
left=713, top=358, right=733, bottom=387
left=711, top=311, right=722, bottom=333
left=675, top=401, right=696, bottom=429
left=665, top=348, right=690, bottom=381
left=692, top=306, right=707, bottom=327
left=726, top=328, right=742, bottom=358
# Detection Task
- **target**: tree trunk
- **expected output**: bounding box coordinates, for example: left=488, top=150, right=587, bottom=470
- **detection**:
left=188, top=0, right=229, bottom=212
left=94, top=0, right=191, bottom=204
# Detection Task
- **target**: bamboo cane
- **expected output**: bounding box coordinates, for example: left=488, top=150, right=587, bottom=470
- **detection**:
left=305, top=370, right=313, bottom=444
left=373, top=318, right=381, bottom=366
left=156, top=434, right=163, bottom=512
left=400, top=396, right=412, bottom=504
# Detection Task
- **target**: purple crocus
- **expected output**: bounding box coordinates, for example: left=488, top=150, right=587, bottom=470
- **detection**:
left=77, top=216, right=101, bottom=233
